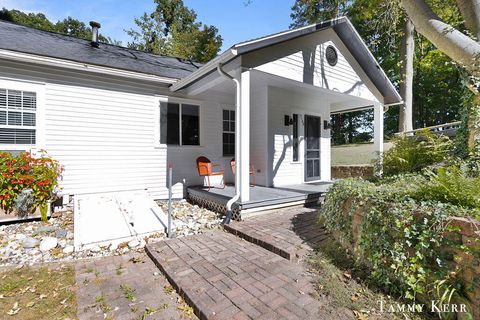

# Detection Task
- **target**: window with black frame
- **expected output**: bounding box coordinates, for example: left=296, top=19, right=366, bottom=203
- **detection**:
left=160, top=102, right=199, bottom=146
left=292, top=113, right=299, bottom=162
left=222, top=109, right=235, bottom=156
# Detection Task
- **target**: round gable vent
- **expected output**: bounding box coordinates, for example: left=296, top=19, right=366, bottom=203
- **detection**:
left=325, top=45, right=338, bottom=66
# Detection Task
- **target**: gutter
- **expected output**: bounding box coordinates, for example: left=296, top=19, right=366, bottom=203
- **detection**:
left=0, top=49, right=177, bottom=84
left=217, top=62, right=240, bottom=224
left=171, top=48, right=237, bottom=92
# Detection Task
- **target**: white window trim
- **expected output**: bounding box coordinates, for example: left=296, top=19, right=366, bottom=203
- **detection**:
left=154, top=96, right=203, bottom=148
left=290, top=108, right=305, bottom=165
left=0, top=78, right=45, bottom=152
left=222, top=107, right=235, bottom=158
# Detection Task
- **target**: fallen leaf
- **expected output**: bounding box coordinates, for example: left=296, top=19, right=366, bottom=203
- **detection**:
left=39, top=294, right=47, bottom=299
left=343, top=272, right=352, bottom=279
left=60, top=298, right=67, bottom=305
left=351, top=295, right=359, bottom=302
left=26, top=301, right=35, bottom=308
left=353, top=310, right=368, bottom=320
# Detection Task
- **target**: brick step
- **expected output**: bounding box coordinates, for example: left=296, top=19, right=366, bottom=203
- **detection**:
left=146, top=231, right=334, bottom=320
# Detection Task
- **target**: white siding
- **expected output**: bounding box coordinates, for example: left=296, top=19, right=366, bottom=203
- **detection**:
left=255, top=41, right=377, bottom=102
left=268, top=87, right=331, bottom=186
left=249, top=82, right=268, bottom=186
left=0, top=59, right=234, bottom=199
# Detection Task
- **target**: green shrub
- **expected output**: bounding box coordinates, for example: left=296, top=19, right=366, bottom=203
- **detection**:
left=321, top=178, right=471, bottom=304
left=416, top=166, right=480, bottom=210
left=0, top=151, right=63, bottom=216
left=381, top=130, right=453, bottom=176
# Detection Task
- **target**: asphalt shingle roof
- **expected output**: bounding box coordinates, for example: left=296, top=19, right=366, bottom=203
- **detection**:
left=0, top=20, right=201, bottom=80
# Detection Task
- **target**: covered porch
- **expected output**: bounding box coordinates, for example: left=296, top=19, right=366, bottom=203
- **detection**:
left=187, top=181, right=332, bottom=220
left=170, top=18, right=401, bottom=219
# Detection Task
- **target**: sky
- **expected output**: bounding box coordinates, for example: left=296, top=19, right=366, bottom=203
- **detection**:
left=0, top=0, right=295, bottom=51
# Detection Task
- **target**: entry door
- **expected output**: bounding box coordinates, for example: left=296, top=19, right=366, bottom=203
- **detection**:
left=304, top=115, right=321, bottom=181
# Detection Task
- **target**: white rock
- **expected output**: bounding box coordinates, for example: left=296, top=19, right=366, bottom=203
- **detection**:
left=63, top=245, right=74, bottom=254
left=90, top=245, right=101, bottom=252
left=15, top=234, right=27, bottom=241
left=39, top=237, right=58, bottom=252
left=58, top=240, right=67, bottom=248
left=21, top=237, right=39, bottom=249
left=128, top=239, right=140, bottom=248
left=109, top=243, right=118, bottom=251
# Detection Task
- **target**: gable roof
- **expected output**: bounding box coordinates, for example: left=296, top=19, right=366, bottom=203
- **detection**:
left=0, top=20, right=201, bottom=81
left=171, top=17, right=402, bottom=105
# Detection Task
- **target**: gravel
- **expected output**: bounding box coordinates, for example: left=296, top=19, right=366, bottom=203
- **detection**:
left=0, top=199, right=222, bottom=267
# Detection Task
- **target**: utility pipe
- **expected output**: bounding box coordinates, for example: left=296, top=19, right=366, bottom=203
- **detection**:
left=217, top=63, right=240, bottom=224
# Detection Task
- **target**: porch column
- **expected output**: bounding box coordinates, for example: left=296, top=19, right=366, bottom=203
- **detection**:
left=373, top=102, right=384, bottom=176
left=239, top=70, right=251, bottom=202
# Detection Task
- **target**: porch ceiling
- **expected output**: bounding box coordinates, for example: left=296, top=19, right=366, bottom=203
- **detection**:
left=189, top=69, right=377, bottom=113
left=252, top=70, right=377, bottom=113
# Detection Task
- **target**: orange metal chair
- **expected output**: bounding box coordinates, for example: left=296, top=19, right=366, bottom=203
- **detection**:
left=196, top=156, right=225, bottom=191
left=230, top=158, right=255, bottom=186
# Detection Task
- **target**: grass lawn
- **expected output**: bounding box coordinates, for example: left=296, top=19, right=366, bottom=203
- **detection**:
left=308, top=236, right=430, bottom=320
left=332, top=142, right=392, bottom=165
left=0, top=265, right=76, bottom=320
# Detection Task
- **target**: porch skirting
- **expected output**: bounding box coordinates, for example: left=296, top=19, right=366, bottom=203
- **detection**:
left=187, top=182, right=332, bottom=220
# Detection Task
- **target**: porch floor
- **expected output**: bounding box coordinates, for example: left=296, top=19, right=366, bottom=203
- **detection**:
left=187, top=182, right=332, bottom=215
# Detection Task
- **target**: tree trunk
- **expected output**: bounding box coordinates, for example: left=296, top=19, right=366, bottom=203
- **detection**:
left=469, top=95, right=480, bottom=152
left=348, top=113, right=353, bottom=143
left=400, top=0, right=480, bottom=153
left=400, top=0, right=480, bottom=76
left=399, top=18, right=415, bottom=133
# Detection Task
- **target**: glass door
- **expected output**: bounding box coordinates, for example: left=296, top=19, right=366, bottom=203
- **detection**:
left=304, top=115, right=321, bottom=181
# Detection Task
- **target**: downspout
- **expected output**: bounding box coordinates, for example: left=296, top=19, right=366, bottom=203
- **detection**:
left=217, top=63, right=240, bottom=224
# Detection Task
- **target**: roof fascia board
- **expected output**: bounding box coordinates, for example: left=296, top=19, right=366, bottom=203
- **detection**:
left=170, top=49, right=237, bottom=92
left=0, top=49, right=177, bottom=84
left=336, top=19, right=402, bottom=103
left=184, top=57, right=241, bottom=96
left=234, top=17, right=345, bottom=55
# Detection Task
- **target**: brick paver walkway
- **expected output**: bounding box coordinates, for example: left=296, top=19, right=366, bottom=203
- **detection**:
left=75, top=252, right=198, bottom=320
left=146, top=231, right=338, bottom=320
left=225, top=207, right=329, bottom=261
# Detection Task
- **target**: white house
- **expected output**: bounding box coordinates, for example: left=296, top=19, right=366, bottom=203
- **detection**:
left=0, top=17, right=401, bottom=218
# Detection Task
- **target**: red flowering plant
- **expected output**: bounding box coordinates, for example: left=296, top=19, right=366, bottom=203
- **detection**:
left=0, top=151, right=63, bottom=218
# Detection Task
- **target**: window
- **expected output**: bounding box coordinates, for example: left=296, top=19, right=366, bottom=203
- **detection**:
left=0, top=89, right=36, bottom=145
left=160, top=102, right=199, bottom=145
left=222, top=109, right=235, bottom=156
left=292, top=114, right=299, bottom=162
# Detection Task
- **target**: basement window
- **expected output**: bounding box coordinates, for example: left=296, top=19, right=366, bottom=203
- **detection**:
left=160, top=102, right=200, bottom=146
left=0, top=89, right=36, bottom=145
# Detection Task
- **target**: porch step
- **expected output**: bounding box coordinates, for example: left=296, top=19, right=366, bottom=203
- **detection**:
left=223, top=207, right=329, bottom=262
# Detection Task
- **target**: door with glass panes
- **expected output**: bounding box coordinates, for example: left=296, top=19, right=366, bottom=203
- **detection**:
left=304, top=115, right=321, bottom=181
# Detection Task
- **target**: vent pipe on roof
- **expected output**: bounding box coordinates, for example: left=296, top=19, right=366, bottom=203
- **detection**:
left=89, top=21, right=101, bottom=48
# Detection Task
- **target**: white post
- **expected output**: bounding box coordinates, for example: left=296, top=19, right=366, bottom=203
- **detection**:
left=239, top=70, right=251, bottom=202
left=373, top=102, right=384, bottom=176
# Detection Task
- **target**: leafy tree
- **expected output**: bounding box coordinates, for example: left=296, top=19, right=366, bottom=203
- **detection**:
left=290, top=0, right=469, bottom=144
left=0, top=8, right=119, bottom=45
left=0, top=8, right=55, bottom=31
left=126, top=0, right=222, bottom=62
left=400, top=0, right=480, bottom=156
